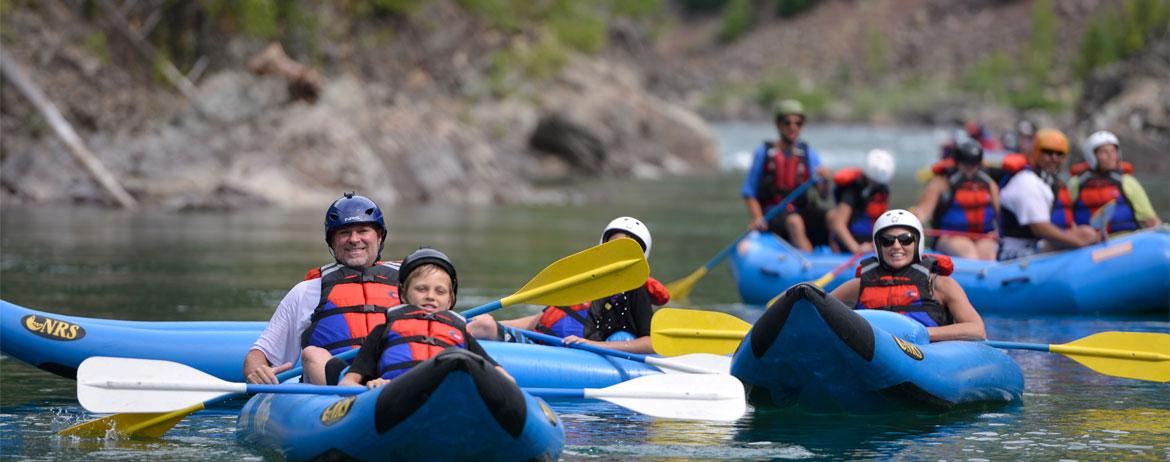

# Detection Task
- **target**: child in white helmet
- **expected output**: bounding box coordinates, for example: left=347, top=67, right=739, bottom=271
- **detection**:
left=466, top=217, right=669, bottom=354
left=825, top=149, right=895, bottom=254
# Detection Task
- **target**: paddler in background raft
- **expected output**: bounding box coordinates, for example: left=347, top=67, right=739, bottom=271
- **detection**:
left=997, top=129, right=1101, bottom=260
left=740, top=99, right=832, bottom=251
left=825, top=148, right=894, bottom=254
left=1068, top=130, right=1162, bottom=232
left=467, top=217, right=668, bottom=354
left=912, top=140, right=1001, bottom=260
left=829, top=210, right=987, bottom=342
left=244, top=193, right=401, bottom=385
left=341, top=248, right=512, bottom=388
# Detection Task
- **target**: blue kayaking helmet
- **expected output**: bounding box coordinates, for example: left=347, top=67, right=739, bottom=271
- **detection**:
left=324, top=192, right=387, bottom=256
left=398, top=248, right=458, bottom=306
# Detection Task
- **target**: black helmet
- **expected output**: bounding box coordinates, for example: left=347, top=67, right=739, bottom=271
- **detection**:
left=955, top=140, right=984, bottom=165
left=398, top=248, right=457, bottom=305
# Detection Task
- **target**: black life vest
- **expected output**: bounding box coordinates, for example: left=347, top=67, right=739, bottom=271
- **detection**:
left=757, top=141, right=812, bottom=208
left=832, top=167, right=889, bottom=242
left=300, top=262, right=401, bottom=355
left=854, top=255, right=954, bottom=328
left=375, top=306, right=468, bottom=380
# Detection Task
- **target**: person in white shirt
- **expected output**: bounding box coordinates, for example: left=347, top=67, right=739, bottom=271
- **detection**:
left=997, top=129, right=1100, bottom=260
left=243, top=193, right=401, bottom=385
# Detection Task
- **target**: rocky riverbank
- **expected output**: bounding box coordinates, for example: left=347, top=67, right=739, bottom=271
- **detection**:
left=1, top=1, right=1164, bottom=210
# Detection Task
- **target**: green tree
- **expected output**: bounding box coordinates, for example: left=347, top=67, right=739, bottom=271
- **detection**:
left=719, top=0, right=753, bottom=43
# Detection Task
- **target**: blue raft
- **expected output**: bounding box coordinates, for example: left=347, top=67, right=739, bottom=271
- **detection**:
left=731, top=283, right=1023, bottom=413
left=0, top=300, right=660, bottom=388
left=236, top=349, right=564, bottom=462
left=731, top=227, right=1170, bottom=314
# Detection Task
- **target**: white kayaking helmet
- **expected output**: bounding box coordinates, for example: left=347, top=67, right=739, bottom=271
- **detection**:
left=872, top=209, right=923, bottom=264
left=601, top=216, right=651, bottom=258
left=863, top=149, right=896, bottom=185
left=1082, top=130, right=1120, bottom=170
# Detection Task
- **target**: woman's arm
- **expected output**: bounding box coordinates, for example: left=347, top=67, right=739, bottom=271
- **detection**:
left=927, top=276, right=986, bottom=341
left=913, top=176, right=947, bottom=223
left=561, top=335, right=655, bottom=354
left=828, top=203, right=863, bottom=253
left=829, top=279, right=861, bottom=306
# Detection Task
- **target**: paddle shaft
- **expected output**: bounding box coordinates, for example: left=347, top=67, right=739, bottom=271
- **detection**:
left=462, top=258, right=638, bottom=318
left=986, top=340, right=1170, bottom=361
left=525, top=388, right=728, bottom=400
left=812, top=252, right=865, bottom=288
left=703, top=177, right=816, bottom=272
left=89, top=378, right=717, bottom=401
left=514, top=329, right=720, bottom=374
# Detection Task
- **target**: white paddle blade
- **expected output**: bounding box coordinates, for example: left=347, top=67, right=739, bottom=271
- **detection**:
left=648, top=353, right=732, bottom=375
left=77, top=357, right=243, bottom=413
left=587, top=374, right=747, bottom=422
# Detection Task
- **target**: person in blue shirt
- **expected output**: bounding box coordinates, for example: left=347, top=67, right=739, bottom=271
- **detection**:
left=741, top=99, right=831, bottom=251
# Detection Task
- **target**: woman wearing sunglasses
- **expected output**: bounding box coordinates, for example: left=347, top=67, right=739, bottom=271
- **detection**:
left=829, top=209, right=987, bottom=342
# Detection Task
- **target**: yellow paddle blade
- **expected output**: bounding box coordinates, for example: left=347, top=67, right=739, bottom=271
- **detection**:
left=1051, top=332, right=1170, bottom=383
left=502, top=238, right=648, bottom=308
left=58, top=402, right=204, bottom=438
left=664, top=267, right=707, bottom=303
left=651, top=307, right=751, bottom=356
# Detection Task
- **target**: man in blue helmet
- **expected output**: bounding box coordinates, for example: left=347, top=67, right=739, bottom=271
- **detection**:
left=243, top=193, right=401, bottom=385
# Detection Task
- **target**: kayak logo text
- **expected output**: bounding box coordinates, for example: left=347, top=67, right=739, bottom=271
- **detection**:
left=22, top=315, right=86, bottom=341
left=893, top=336, right=924, bottom=361
left=321, top=396, right=356, bottom=426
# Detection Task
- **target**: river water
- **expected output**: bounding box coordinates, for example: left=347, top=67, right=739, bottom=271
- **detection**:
left=1, top=123, right=1167, bottom=461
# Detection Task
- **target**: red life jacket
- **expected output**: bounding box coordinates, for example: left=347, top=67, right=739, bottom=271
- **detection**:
left=930, top=158, right=956, bottom=176
left=854, top=255, right=954, bottom=328
left=1000, top=153, right=1029, bottom=175
left=1071, top=170, right=1137, bottom=232
left=375, top=306, right=467, bottom=380
left=300, top=261, right=401, bottom=355
left=757, top=141, right=812, bottom=208
left=535, top=277, right=669, bottom=338
left=933, top=170, right=996, bottom=233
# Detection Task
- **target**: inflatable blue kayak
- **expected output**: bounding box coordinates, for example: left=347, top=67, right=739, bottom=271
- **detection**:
left=236, top=349, right=564, bottom=462
left=731, top=283, right=1023, bottom=413
left=731, top=227, right=1170, bottom=314
left=0, top=300, right=660, bottom=387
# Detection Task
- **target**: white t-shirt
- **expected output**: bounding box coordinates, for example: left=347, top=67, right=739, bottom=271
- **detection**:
left=999, top=169, right=1054, bottom=259
left=251, top=278, right=321, bottom=367
left=1000, top=169, right=1053, bottom=226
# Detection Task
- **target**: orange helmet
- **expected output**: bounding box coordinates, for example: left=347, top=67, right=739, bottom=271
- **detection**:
left=1031, top=129, right=1069, bottom=165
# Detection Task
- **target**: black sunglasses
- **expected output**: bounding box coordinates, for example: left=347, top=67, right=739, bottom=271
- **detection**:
left=1040, top=149, right=1066, bottom=157
left=780, top=118, right=804, bottom=127
left=878, top=233, right=916, bottom=247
